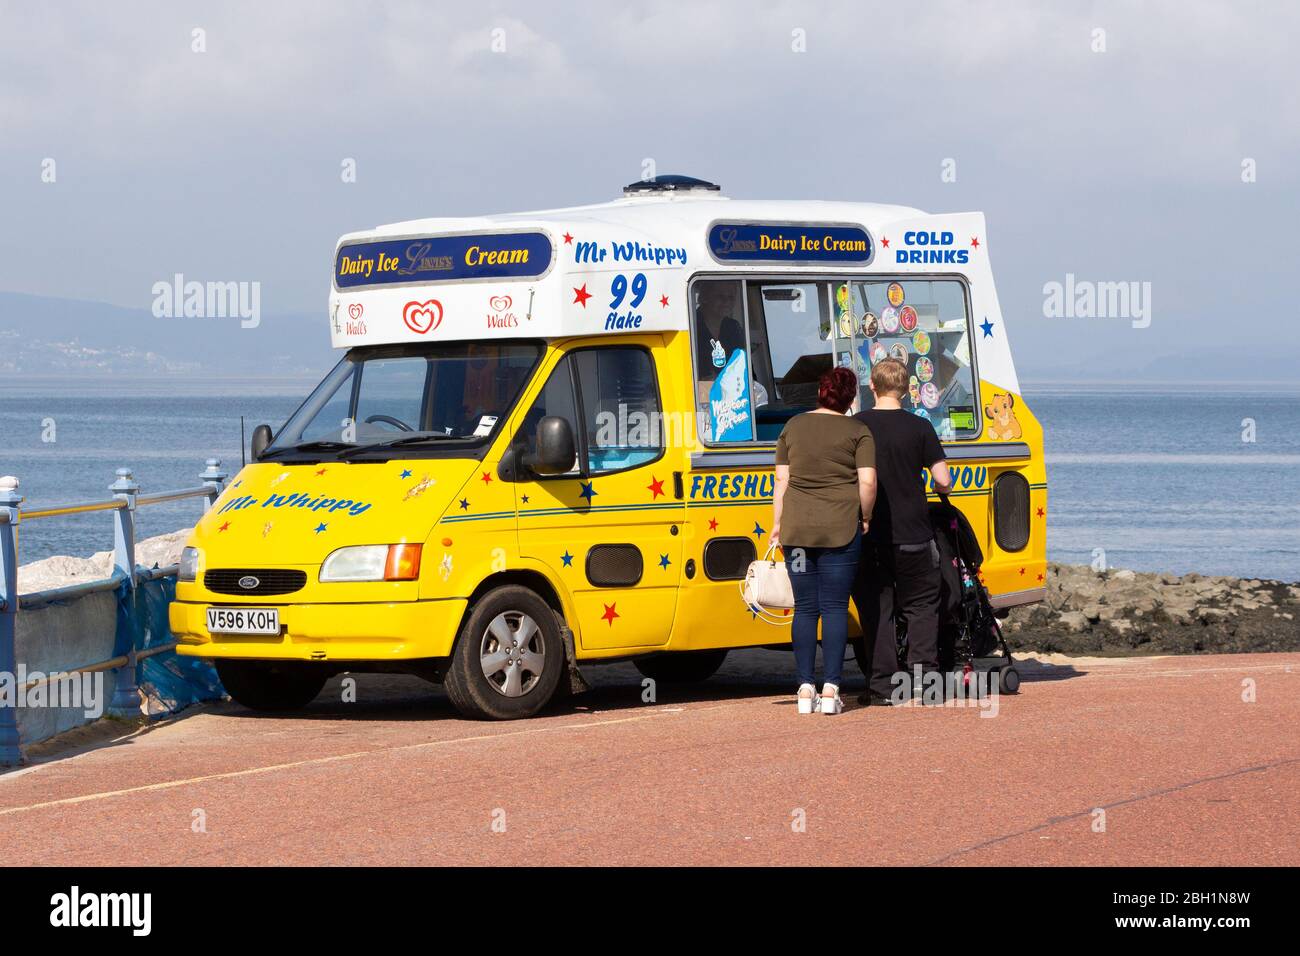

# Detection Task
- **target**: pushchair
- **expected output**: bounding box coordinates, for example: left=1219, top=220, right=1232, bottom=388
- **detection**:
left=880, top=496, right=1021, bottom=696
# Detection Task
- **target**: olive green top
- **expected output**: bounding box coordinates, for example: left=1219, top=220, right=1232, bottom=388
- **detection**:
left=775, top=412, right=876, bottom=548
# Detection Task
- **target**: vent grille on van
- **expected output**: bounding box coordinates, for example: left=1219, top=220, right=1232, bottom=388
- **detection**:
left=585, top=545, right=643, bottom=587
left=992, top=473, right=1031, bottom=552
left=703, top=537, right=756, bottom=581
left=205, top=568, right=307, bottom=596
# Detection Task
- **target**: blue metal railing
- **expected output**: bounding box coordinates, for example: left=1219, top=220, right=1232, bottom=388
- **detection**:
left=0, top=459, right=228, bottom=765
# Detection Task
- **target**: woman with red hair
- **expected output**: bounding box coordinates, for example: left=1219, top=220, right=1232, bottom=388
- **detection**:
left=771, top=366, right=877, bottom=714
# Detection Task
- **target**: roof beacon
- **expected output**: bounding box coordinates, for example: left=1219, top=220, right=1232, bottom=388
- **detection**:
left=623, top=174, right=722, bottom=196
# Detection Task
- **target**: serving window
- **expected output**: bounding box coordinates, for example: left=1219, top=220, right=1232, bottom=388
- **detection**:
left=691, top=276, right=979, bottom=444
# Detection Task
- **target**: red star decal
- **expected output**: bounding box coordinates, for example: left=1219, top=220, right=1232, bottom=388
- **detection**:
left=573, top=284, right=592, bottom=307
left=217, top=521, right=230, bottom=532
left=1019, top=567, right=1026, bottom=575
left=880, top=236, right=890, bottom=248
left=646, top=476, right=665, bottom=499
left=970, top=236, right=980, bottom=248
left=1037, top=573, right=1045, bottom=582
left=707, top=517, right=719, bottom=531
left=314, top=468, right=327, bottom=476
left=1036, top=507, right=1045, bottom=518
left=601, top=602, right=619, bottom=626
left=481, top=471, right=493, bottom=485
left=659, top=294, right=669, bottom=308
left=562, top=232, right=573, bottom=244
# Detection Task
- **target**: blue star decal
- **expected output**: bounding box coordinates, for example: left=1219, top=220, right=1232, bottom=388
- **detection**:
left=459, top=498, right=470, bottom=510
left=399, top=469, right=412, bottom=479
left=314, top=522, right=327, bottom=534
left=521, top=494, right=530, bottom=504
left=752, top=521, right=765, bottom=538
left=980, top=317, right=995, bottom=338
left=658, top=553, right=671, bottom=569
left=561, top=550, right=574, bottom=567
left=578, top=481, right=597, bottom=503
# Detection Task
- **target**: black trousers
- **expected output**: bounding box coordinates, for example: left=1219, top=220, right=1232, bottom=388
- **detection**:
left=852, top=538, right=942, bottom=698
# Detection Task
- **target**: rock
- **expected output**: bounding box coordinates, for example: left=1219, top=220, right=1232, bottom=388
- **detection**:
left=1081, top=604, right=1102, bottom=623
left=1058, top=611, right=1090, bottom=633
left=16, top=528, right=192, bottom=594
left=1112, top=569, right=1137, bottom=581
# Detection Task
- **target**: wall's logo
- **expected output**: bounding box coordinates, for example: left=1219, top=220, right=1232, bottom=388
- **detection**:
left=486, top=294, right=518, bottom=329
left=402, top=299, right=443, bottom=334
left=237, top=575, right=260, bottom=590
left=344, top=302, right=366, bottom=336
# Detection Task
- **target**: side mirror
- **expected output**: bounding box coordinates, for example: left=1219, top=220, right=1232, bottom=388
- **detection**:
left=250, top=423, right=273, bottom=461
left=529, top=416, right=576, bottom=475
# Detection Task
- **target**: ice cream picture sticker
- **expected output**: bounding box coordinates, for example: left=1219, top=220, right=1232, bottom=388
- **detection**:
left=899, top=305, right=918, bottom=332
left=887, top=282, right=905, bottom=307
left=860, top=312, right=878, bottom=337
left=881, top=307, right=900, bottom=334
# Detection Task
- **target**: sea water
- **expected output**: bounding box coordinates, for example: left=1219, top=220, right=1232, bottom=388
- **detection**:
left=1, top=379, right=1297, bottom=581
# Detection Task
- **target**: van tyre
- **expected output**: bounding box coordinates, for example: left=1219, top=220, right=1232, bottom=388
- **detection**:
left=216, top=659, right=327, bottom=711
left=444, top=585, right=564, bottom=720
left=634, top=649, right=728, bottom=684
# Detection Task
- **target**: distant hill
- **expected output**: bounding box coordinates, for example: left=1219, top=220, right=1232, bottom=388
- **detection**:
left=0, top=291, right=335, bottom=379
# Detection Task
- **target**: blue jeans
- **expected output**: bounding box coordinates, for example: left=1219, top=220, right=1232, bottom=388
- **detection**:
left=785, top=527, right=861, bottom=688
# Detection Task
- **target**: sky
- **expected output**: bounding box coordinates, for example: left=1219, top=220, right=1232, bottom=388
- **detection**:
left=1, top=0, right=1297, bottom=381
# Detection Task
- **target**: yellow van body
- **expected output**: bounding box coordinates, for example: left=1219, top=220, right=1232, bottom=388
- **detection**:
left=172, top=183, right=1046, bottom=718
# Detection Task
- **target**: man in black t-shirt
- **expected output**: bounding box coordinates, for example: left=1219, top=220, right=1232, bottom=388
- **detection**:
left=852, top=358, right=953, bottom=704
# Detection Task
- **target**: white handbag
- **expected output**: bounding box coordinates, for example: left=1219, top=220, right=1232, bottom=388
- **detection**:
left=740, top=544, right=795, bottom=625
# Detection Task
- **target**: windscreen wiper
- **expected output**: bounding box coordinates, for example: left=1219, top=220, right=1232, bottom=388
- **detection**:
left=337, top=433, right=462, bottom=460
left=260, top=440, right=353, bottom=459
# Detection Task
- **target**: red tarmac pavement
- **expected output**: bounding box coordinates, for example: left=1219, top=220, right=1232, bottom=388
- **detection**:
left=2, top=650, right=1297, bottom=866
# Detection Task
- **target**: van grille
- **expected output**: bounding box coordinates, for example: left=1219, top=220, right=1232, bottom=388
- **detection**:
left=585, top=545, right=643, bottom=587
left=703, top=537, right=756, bottom=581
left=205, top=569, right=307, bottom=596
left=992, top=473, right=1031, bottom=552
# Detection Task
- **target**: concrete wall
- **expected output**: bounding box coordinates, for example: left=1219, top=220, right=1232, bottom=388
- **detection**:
left=14, top=590, right=120, bottom=744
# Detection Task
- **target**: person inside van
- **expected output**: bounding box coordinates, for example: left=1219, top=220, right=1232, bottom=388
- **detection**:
left=770, top=366, right=876, bottom=715
left=693, top=282, right=768, bottom=416
left=852, top=358, right=953, bottom=705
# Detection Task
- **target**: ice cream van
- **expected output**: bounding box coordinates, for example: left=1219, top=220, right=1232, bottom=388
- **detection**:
left=170, top=176, right=1047, bottom=719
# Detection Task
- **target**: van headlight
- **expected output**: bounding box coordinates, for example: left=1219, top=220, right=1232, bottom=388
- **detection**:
left=320, top=544, right=422, bottom=582
left=179, top=547, right=201, bottom=582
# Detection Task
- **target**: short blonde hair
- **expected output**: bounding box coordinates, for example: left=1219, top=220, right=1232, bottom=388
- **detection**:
left=870, top=358, right=909, bottom=397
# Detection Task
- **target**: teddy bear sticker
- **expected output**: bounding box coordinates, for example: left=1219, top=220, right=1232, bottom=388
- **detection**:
left=984, top=393, right=1023, bottom=441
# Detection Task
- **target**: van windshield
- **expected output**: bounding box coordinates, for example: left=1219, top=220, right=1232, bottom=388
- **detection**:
left=265, top=341, right=542, bottom=460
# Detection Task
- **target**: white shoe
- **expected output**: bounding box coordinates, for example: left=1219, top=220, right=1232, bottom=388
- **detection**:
left=819, top=685, right=843, bottom=715
left=797, top=683, right=820, bottom=714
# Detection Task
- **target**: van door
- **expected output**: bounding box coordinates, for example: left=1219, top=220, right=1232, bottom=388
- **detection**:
left=511, top=337, right=684, bottom=652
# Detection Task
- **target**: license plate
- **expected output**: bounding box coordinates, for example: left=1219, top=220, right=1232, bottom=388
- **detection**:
left=206, top=607, right=280, bottom=635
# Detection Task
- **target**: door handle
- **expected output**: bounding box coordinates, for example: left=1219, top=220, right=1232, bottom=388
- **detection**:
left=672, top=471, right=684, bottom=500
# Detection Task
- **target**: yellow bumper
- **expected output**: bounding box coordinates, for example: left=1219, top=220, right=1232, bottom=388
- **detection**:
left=170, top=598, right=468, bottom=662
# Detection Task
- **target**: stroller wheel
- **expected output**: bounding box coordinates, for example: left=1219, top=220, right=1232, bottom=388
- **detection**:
left=999, top=666, right=1021, bottom=695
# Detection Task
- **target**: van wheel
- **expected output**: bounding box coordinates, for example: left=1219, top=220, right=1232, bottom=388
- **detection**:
left=444, top=585, right=564, bottom=720
left=216, top=660, right=326, bottom=711
left=634, top=649, right=728, bottom=684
